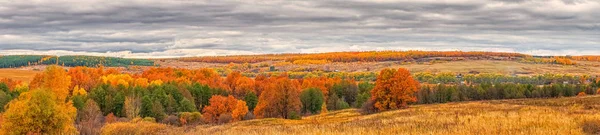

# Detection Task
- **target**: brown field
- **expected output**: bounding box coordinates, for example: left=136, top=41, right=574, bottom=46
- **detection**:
left=157, top=59, right=600, bottom=76
left=102, top=95, right=600, bottom=135
left=0, top=69, right=41, bottom=83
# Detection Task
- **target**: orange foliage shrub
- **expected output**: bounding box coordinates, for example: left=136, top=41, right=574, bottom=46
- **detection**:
left=105, top=113, right=117, bottom=124
left=370, top=68, right=420, bottom=111
left=202, top=95, right=248, bottom=124
left=577, top=92, right=587, bottom=97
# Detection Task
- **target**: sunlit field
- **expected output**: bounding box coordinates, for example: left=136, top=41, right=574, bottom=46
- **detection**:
left=100, top=95, right=600, bottom=135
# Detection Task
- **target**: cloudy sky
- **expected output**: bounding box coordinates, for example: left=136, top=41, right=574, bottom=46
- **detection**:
left=0, top=0, right=599, bottom=58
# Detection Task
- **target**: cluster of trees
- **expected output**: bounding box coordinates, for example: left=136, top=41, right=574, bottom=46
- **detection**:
left=180, top=51, right=528, bottom=64
left=522, top=56, right=576, bottom=65
left=0, top=55, right=155, bottom=68
left=3, top=66, right=413, bottom=134
left=572, top=56, right=600, bottom=62
left=414, top=72, right=595, bottom=85
left=417, top=83, right=600, bottom=104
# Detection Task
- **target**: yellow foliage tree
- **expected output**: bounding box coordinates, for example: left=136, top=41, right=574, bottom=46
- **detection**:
left=0, top=89, right=77, bottom=134
left=36, top=65, right=72, bottom=101
left=72, top=85, right=87, bottom=96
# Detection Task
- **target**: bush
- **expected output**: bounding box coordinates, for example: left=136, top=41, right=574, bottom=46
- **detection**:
left=360, top=99, right=377, bottom=115
left=143, top=117, right=156, bottom=122
left=288, top=111, right=301, bottom=120
left=243, top=112, right=255, bottom=120
left=162, top=115, right=180, bottom=126
left=582, top=119, right=600, bottom=134
left=218, top=113, right=233, bottom=124
left=577, top=92, right=587, bottom=97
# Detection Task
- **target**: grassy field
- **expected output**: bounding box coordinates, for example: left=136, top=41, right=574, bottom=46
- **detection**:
left=184, top=96, right=600, bottom=135
left=0, top=69, right=40, bottom=83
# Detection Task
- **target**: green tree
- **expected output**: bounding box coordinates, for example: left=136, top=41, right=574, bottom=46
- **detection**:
left=178, top=98, right=197, bottom=112
left=244, top=92, right=258, bottom=111
left=300, top=88, right=324, bottom=114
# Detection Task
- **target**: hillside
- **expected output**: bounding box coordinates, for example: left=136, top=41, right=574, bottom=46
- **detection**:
left=100, top=95, right=600, bottom=135
left=188, top=96, right=600, bottom=135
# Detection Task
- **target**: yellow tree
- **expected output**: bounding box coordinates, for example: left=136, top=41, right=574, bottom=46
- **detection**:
left=0, top=89, right=77, bottom=134
left=35, top=65, right=72, bottom=101
left=370, top=68, right=420, bottom=111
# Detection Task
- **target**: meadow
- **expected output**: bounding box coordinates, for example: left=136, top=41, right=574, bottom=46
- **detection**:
left=102, top=95, right=600, bottom=135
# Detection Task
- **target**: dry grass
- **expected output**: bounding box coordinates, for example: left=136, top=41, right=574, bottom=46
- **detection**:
left=186, top=96, right=600, bottom=135
left=0, top=69, right=40, bottom=83
left=394, top=60, right=600, bottom=75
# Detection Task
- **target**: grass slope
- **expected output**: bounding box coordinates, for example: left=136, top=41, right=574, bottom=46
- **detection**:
left=190, top=96, right=600, bottom=135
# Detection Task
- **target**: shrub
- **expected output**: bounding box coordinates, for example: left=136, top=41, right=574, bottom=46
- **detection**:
left=582, top=119, right=600, bottom=134
left=143, top=117, right=156, bottom=122
left=243, top=112, right=255, bottom=120
left=162, top=115, right=180, bottom=126
left=578, top=92, right=587, bottom=97
left=105, top=113, right=117, bottom=124
left=360, top=99, right=377, bottom=115
left=288, top=111, right=301, bottom=120
left=218, top=113, right=233, bottom=124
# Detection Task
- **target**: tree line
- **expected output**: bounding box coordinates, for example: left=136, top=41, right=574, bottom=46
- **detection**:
left=0, top=55, right=155, bottom=68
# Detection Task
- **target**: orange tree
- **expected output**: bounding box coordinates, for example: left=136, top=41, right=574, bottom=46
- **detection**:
left=202, top=95, right=248, bottom=123
left=254, top=76, right=302, bottom=119
left=370, top=68, right=420, bottom=111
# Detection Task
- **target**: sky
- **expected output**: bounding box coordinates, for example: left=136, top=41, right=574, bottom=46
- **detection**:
left=0, top=0, right=599, bottom=58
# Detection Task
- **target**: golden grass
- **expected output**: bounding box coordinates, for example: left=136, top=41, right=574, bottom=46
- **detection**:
left=187, top=96, right=600, bottom=135
left=394, top=60, right=600, bottom=75
left=0, top=69, right=40, bottom=83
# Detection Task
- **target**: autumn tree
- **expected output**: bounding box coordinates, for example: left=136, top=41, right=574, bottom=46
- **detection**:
left=0, top=89, right=77, bottom=134
left=31, top=65, right=72, bottom=101
left=370, top=68, right=420, bottom=111
left=202, top=95, right=248, bottom=124
left=300, top=88, right=324, bottom=114
left=80, top=99, right=102, bottom=135
left=124, top=96, right=141, bottom=119
left=254, top=77, right=302, bottom=119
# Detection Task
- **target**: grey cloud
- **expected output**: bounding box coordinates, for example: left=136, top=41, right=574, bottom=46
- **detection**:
left=0, top=0, right=599, bottom=57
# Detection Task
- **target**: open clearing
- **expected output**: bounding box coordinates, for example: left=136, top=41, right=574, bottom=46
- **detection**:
left=187, top=96, right=600, bottom=135
left=0, top=69, right=40, bottom=83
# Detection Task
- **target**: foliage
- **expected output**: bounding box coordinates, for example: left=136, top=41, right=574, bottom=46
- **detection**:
left=300, top=88, right=325, bottom=114
left=371, top=68, right=420, bottom=111
left=0, top=89, right=77, bottom=135
left=202, top=95, right=248, bottom=124
left=244, top=92, right=258, bottom=111
left=0, top=55, right=155, bottom=68
left=254, top=77, right=302, bottom=119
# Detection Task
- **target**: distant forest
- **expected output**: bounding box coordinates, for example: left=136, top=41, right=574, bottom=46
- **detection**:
left=0, top=55, right=155, bottom=68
